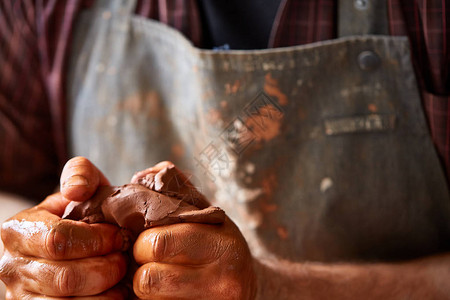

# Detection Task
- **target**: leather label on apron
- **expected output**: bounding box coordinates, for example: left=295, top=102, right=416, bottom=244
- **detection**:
left=324, top=114, right=396, bottom=135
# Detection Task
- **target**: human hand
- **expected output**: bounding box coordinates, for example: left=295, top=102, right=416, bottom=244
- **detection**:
left=132, top=207, right=256, bottom=299
left=0, top=157, right=129, bottom=299
left=60, top=159, right=250, bottom=299
left=131, top=162, right=256, bottom=299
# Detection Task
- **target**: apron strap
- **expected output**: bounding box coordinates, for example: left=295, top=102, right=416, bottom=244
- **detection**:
left=338, top=0, right=389, bottom=37
left=91, top=0, right=137, bottom=16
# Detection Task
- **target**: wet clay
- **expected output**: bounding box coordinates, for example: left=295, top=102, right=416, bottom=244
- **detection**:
left=63, top=162, right=225, bottom=235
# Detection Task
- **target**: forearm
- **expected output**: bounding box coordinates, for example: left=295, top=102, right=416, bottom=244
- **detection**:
left=254, top=253, right=450, bottom=299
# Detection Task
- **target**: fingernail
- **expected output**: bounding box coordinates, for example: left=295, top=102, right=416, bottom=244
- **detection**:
left=63, top=175, right=89, bottom=187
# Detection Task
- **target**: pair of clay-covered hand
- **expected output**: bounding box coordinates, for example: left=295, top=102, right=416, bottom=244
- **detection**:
left=0, top=157, right=256, bottom=299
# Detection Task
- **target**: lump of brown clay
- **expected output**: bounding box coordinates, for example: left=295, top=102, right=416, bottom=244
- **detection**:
left=62, top=162, right=225, bottom=236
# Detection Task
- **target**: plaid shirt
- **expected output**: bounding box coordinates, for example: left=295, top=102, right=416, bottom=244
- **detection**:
left=1, top=0, right=449, bottom=200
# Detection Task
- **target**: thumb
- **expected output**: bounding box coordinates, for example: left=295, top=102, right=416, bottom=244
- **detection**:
left=60, top=156, right=110, bottom=202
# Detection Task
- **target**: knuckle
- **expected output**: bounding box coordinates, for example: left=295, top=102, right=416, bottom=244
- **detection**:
left=54, top=265, right=84, bottom=296
left=44, top=224, right=68, bottom=260
left=0, top=254, right=16, bottom=284
left=1, top=219, right=17, bottom=247
left=151, top=230, right=172, bottom=261
left=134, top=265, right=182, bottom=299
left=134, top=267, right=156, bottom=298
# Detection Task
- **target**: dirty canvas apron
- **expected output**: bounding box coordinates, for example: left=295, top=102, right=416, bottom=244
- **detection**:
left=67, top=0, right=450, bottom=262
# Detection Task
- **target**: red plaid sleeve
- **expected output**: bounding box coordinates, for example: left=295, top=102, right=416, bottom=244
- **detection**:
left=388, top=0, right=450, bottom=181
left=0, top=0, right=86, bottom=200
left=135, top=0, right=202, bottom=47
left=269, top=0, right=336, bottom=47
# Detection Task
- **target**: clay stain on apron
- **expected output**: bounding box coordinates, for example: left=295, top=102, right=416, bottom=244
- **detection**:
left=118, top=91, right=161, bottom=118
left=224, top=80, right=241, bottom=95
left=244, top=105, right=284, bottom=142
left=206, top=108, right=223, bottom=126
left=263, top=73, right=288, bottom=106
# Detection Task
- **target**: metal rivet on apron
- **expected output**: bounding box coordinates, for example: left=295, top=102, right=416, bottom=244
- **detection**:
left=354, top=0, right=369, bottom=10
left=357, top=51, right=381, bottom=71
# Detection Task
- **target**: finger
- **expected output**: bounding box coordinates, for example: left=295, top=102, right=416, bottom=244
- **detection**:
left=133, top=222, right=230, bottom=265
left=60, top=157, right=110, bottom=202
left=19, top=252, right=126, bottom=297
left=133, top=262, right=214, bottom=300
left=7, top=284, right=128, bottom=300
left=130, top=161, right=174, bottom=184
left=2, top=252, right=128, bottom=299
left=38, top=192, right=71, bottom=217
left=2, top=210, right=128, bottom=259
